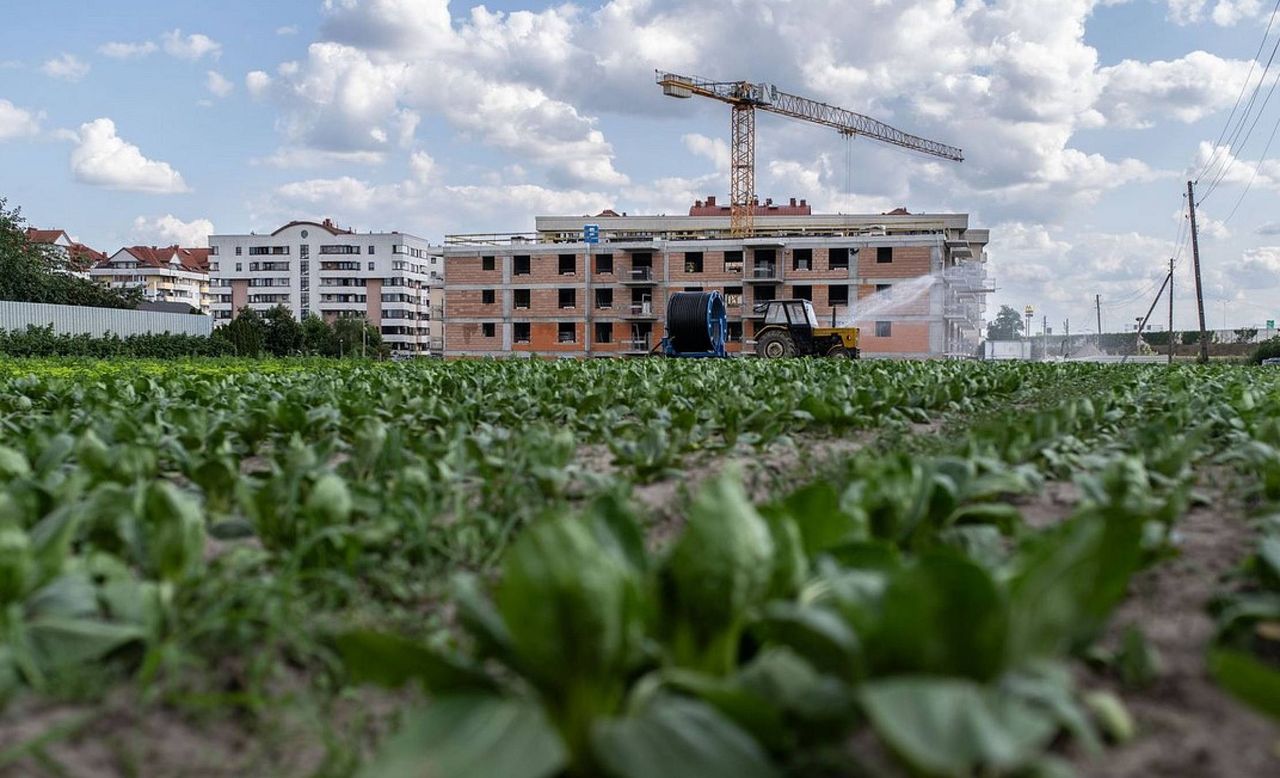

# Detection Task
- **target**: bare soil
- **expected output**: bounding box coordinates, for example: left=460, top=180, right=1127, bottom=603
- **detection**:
left=1075, top=497, right=1280, bottom=776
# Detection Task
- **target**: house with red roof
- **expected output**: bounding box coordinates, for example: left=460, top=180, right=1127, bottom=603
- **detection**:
left=24, top=228, right=107, bottom=279
left=90, top=245, right=212, bottom=313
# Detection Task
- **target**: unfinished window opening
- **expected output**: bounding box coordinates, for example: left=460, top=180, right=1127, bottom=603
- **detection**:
left=513, top=255, right=531, bottom=275
left=558, top=322, right=576, bottom=343
left=877, top=247, right=893, bottom=264
left=793, top=248, right=812, bottom=271
left=559, top=254, right=576, bottom=275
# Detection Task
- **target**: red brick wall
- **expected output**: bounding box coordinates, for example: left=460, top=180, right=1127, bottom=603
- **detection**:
left=860, top=321, right=931, bottom=354
left=447, top=256, right=501, bottom=285
left=447, top=321, right=502, bottom=352
left=860, top=246, right=932, bottom=278
left=448, top=289, right=501, bottom=317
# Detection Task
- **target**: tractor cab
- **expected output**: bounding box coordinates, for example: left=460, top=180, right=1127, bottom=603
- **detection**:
left=753, top=299, right=860, bottom=359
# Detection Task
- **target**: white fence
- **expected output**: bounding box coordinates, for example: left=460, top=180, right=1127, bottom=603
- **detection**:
left=0, top=301, right=213, bottom=338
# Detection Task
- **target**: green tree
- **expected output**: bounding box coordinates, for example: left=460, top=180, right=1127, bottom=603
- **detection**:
left=0, top=197, right=141, bottom=309
left=301, top=313, right=337, bottom=356
left=263, top=305, right=304, bottom=356
left=215, top=306, right=266, bottom=356
left=986, top=305, right=1025, bottom=341
left=332, top=316, right=383, bottom=358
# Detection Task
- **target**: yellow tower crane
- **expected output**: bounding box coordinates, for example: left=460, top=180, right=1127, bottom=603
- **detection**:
left=657, top=72, right=965, bottom=236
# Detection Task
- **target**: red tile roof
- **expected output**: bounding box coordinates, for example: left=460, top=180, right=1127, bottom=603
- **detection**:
left=25, top=228, right=70, bottom=244
left=103, top=246, right=211, bottom=274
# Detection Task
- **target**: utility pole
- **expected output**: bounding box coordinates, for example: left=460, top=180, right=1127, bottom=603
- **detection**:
left=1043, top=315, right=1048, bottom=360
left=1095, top=294, right=1102, bottom=346
left=1187, top=180, right=1209, bottom=363
left=1168, top=257, right=1175, bottom=365
left=1064, top=318, right=1070, bottom=357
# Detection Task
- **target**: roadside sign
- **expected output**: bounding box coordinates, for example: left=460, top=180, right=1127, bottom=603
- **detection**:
left=583, top=224, right=600, bottom=244
left=1269, top=319, right=1276, bottom=330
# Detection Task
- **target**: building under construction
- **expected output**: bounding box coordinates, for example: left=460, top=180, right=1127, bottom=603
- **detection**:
left=442, top=202, right=990, bottom=358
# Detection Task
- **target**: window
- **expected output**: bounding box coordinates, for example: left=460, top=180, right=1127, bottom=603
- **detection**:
left=300, top=261, right=309, bottom=273
left=514, top=322, right=531, bottom=343
left=829, top=284, right=849, bottom=306
left=320, top=245, right=361, bottom=255
left=829, top=248, right=850, bottom=270
left=876, top=283, right=892, bottom=294
left=596, top=253, right=613, bottom=274
left=727, top=321, right=743, bottom=342
left=369, top=245, right=376, bottom=255
left=877, top=247, right=893, bottom=264
left=724, top=286, right=743, bottom=307
left=792, top=285, right=812, bottom=301
left=482, top=289, right=496, bottom=305
left=559, top=254, right=576, bottom=275
left=300, top=245, right=309, bottom=259
left=596, top=288, right=613, bottom=309
left=482, top=322, right=496, bottom=338
left=876, top=321, right=892, bottom=337
left=367, top=262, right=375, bottom=271
left=514, top=289, right=531, bottom=309
left=684, top=252, right=704, bottom=273
left=513, top=255, right=531, bottom=275
left=210, top=246, right=219, bottom=255
left=482, top=255, right=496, bottom=271
left=249, top=246, right=290, bottom=256
left=235, top=246, right=243, bottom=256
left=559, top=288, right=576, bottom=309
left=792, top=249, right=812, bottom=271
left=595, top=322, right=612, bottom=343
left=235, top=263, right=242, bottom=272
left=754, top=286, right=776, bottom=304
left=558, top=322, right=576, bottom=343
left=724, top=251, right=744, bottom=274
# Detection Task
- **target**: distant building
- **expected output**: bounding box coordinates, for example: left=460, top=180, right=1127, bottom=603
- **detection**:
left=25, top=228, right=106, bottom=278
left=443, top=201, right=990, bottom=359
left=90, top=246, right=212, bottom=313
left=208, top=219, right=443, bottom=355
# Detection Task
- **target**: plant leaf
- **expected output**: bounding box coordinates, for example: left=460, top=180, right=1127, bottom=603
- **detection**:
left=592, top=696, right=781, bottom=778
left=359, top=695, right=567, bottom=778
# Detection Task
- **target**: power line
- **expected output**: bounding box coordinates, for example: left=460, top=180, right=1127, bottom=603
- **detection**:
left=1222, top=91, right=1280, bottom=225
left=1200, top=26, right=1280, bottom=203
left=1196, top=0, right=1280, bottom=183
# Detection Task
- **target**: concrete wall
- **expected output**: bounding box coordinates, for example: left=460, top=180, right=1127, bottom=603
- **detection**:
left=0, top=301, right=213, bottom=337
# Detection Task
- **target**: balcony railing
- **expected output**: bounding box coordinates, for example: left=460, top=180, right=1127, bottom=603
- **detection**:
left=751, top=264, right=779, bottom=280
left=625, top=338, right=653, bottom=353
left=623, top=267, right=656, bottom=283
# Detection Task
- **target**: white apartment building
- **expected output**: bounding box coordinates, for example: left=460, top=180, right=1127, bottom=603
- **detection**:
left=90, top=246, right=212, bottom=313
left=209, top=219, right=442, bottom=355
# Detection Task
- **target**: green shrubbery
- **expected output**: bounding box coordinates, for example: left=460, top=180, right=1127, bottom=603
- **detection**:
left=1250, top=336, right=1280, bottom=364
left=0, top=325, right=231, bottom=358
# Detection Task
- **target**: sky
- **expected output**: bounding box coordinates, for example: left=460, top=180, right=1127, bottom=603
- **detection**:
left=3, top=0, right=1280, bottom=333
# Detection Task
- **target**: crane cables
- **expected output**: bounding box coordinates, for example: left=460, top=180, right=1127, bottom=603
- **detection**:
left=1197, top=0, right=1280, bottom=204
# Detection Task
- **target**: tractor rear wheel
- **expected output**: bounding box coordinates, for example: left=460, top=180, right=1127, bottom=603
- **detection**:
left=826, top=343, right=853, bottom=358
left=756, top=330, right=796, bottom=358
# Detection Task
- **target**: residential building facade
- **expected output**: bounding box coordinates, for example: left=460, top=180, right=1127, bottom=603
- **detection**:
left=208, top=220, right=442, bottom=355
left=90, top=246, right=212, bottom=312
left=443, top=204, right=990, bottom=359
left=25, top=228, right=105, bottom=278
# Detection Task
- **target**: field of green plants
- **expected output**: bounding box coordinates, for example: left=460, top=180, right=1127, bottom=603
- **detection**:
left=0, top=357, right=1277, bottom=777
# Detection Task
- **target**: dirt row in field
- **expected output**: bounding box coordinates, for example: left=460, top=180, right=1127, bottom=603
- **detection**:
left=1012, top=483, right=1280, bottom=777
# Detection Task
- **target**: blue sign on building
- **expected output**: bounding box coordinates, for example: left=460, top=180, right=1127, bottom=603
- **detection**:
left=583, top=224, right=600, bottom=244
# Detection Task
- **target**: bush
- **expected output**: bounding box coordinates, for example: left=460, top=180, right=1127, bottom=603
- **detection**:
left=1250, top=336, right=1280, bottom=364
left=0, top=325, right=232, bottom=358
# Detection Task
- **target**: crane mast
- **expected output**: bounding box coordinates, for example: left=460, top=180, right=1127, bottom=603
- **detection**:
left=657, top=72, right=964, bottom=236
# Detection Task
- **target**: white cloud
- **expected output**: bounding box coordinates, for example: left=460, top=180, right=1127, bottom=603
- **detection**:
left=277, top=25, right=299, bottom=36
left=246, top=70, right=273, bottom=99
left=409, top=150, right=436, bottom=184
left=206, top=70, right=234, bottom=98
left=682, top=134, right=729, bottom=172
left=1097, top=51, right=1259, bottom=128
left=254, top=148, right=387, bottom=168
left=99, top=41, right=158, bottom=59
left=162, top=29, right=222, bottom=61
left=130, top=214, right=215, bottom=247
left=1166, top=0, right=1266, bottom=25
left=0, top=100, right=41, bottom=140
left=68, top=118, right=190, bottom=194
left=41, top=53, right=90, bottom=82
